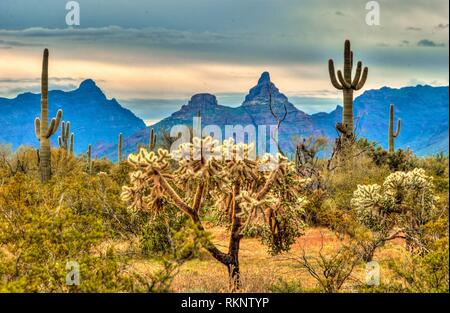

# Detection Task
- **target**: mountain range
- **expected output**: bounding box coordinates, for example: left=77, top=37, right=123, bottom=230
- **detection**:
left=95, top=72, right=449, bottom=159
left=0, top=79, right=145, bottom=154
left=0, top=73, right=448, bottom=160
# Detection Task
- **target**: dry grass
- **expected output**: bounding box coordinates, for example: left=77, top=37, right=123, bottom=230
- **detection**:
left=116, top=226, right=407, bottom=293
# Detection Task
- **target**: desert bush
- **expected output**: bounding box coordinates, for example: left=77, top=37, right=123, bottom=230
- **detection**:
left=0, top=144, right=39, bottom=178
left=295, top=234, right=362, bottom=293
left=357, top=139, right=418, bottom=171
left=0, top=173, right=131, bottom=292
left=387, top=217, right=449, bottom=292
left=0, top=153, right=183, bottom=292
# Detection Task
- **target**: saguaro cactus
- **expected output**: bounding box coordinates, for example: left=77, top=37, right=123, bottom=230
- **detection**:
left=70, top=134, right=74, bottom=154
left=58, top=121, right=74, bottom=154
left=150, top=128, right=156, bottom=151
left=34, top=48, right=62, bottom=182
left=328, top=40, right=368, bottom=135
left=87, top=144, right=92, bottom=173
left=118, top=133, right=123, bottom=163
left=388, top=104, right=401, bottom=153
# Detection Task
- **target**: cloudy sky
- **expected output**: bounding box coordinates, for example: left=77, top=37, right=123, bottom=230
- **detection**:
left=0, top=0, right=448, bottom=124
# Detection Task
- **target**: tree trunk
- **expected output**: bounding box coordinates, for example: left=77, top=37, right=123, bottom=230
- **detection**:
left=227, top=181, right=243, bottom=291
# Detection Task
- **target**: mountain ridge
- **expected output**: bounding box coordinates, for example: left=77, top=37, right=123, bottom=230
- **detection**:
left=97, top=72, right=448, bottom=160
left=0, top=79, right=146, bottom=154
left=1, top=74, right=448, bottom=160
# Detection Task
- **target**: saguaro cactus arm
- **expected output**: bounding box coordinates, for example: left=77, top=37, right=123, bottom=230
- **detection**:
left=70, top=133, right=74, bottom=154
left=337, top=70, right=351, bottom=89
left=394, top=120, right=401, bottom=137
left=328, top=60, right=343, bottom=90
left=46, top=109, right=62, bottom=138
left=355, top=67, right=368, bottom=90
left=58, top=120, right=71, bottom=148
left=330, top=40, right=368, bottom=91
left=34, top=118, right=41, bottom=139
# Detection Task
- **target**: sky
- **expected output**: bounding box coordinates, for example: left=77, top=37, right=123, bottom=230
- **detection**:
left=0, top=0, right=448, bottom=125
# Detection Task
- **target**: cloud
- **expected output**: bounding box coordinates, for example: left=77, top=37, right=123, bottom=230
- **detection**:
left=436, top=23, right=449, bottom=30
left=406, top=78, right=444, bottom=86
left=417, top=39, right=446, bottom=47
left=406, top=27, right=422, bottom=31
left=0, top=77, right=84, bottom=84
left=0, top=39, right=44, bottom=49
left=0, top=26, right=237, bottom=46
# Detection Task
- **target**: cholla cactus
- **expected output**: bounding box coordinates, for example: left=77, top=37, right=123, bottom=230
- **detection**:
left=121, top=136, right=306, bottom=290
left=351, top=168, right=438, bottom=254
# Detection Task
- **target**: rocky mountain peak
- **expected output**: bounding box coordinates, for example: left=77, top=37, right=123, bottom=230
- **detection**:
left=242, top=72, right=289, bottom=106
left=187, top=93, right=218, bottom=108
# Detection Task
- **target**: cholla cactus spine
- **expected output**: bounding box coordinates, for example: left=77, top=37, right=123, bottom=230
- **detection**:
left=388, top=104, right=401, bottom=153
left=34, top=48, right=62, bottom=182
left=328, top=40, right=368, bottom=134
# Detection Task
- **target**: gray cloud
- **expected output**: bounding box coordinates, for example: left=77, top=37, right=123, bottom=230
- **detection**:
left=0, top=38, right=44, bottom=48
left=436, top=23, right=449, bottom=29
left=417, top=39, right=446, bottom=47
left=0, top=77, right=84, bottom=83
left=406, top=27, right=422, bottom=31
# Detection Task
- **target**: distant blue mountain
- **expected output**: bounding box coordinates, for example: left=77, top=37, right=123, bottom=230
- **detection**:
left=1, top=74, right=448, bottom=159
left=0, top=79, right=146, bottom=154
left=97, top=72, right=448, bottom=159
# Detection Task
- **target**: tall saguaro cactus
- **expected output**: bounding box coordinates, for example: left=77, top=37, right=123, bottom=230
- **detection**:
left=328, top=40, right=368, bottom=135
left=118, top=133, right=123, bottom=163
left=388, top=104, right=401, bottom=153
left=58, top=121, right=74, bottom=154
left=34, top=49, right=62, bottom=182
left=150, top=128, right=156, bottom=151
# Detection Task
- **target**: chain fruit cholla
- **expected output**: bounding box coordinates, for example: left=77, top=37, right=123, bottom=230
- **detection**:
left=121, top=136, right=306, bottom=290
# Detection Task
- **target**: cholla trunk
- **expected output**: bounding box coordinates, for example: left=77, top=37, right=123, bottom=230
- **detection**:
left=228, top=182, right=243, bottom=291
